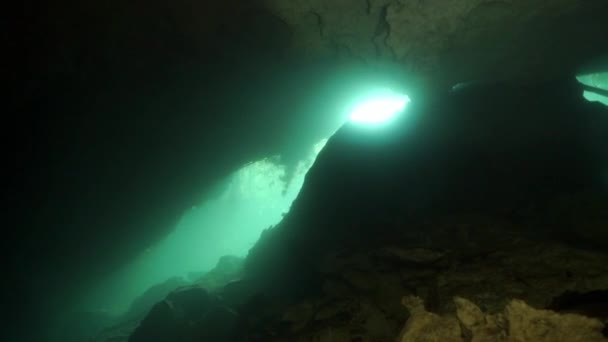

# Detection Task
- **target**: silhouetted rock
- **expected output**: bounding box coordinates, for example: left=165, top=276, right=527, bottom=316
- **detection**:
left=196, top=255, right=244, bottom=291
left=195, top=305, right=239, bottom=342
left=123, top=277, right=188, bottom=321
left=128, top=285, right=240, bottom=342
left=129, top=301, right=178, bottom=342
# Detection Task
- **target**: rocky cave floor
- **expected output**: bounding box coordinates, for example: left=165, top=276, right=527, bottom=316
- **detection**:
left=92, top=191, right=608, bottom=342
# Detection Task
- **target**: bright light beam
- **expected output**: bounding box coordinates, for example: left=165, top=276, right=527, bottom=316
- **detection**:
left=349, top=93, right=410, bottom=124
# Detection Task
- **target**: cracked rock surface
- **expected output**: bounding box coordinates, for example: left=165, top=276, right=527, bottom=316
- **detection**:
left=400, top=295, right=607, bottom=341
left=263, top=0, right=608, bottom=87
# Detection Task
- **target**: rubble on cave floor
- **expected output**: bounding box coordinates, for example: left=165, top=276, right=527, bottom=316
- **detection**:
left=241, top=216, right=608, bottom=341
left=399, top=295, right=607, bottom=342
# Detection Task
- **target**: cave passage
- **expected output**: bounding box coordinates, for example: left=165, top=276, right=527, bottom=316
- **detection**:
left=81, top=139, right=328, bottom=314
left=578, top=72, right=608, bottom=106
left=348, top=90, right=410, bottom=124
left=80, top=84, right=415, bottom=314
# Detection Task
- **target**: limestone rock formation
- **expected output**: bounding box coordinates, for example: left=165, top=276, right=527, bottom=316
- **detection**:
left=122, top=277, right=189, bottom=322
left=262, top=0, right=608, bottom=87
left=87, top=254, right=245, bottom=341
left=235, top=216, right=608, bottom=341
left=399, top=295, right=607, bottom=342
left=398, top=296, right=462, bottom=341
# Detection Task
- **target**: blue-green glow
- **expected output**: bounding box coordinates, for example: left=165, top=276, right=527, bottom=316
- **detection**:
left=83, top=139, right=328, bottom=314
left=349, top=92, right=410, bottom=124
left=577, top=73, right=608, bottom=106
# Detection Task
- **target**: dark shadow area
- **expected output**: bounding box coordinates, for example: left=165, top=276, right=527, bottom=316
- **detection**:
left=549, top=290, right=608, bottom=337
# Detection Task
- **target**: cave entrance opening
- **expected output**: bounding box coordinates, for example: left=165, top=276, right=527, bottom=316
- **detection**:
left=348, top=90, right=410, bottom=125
left=123, top=89, right=413, bottom=308
left=83, top=77, right=412, bottom=315
left=89, top=138, right=329, bottom=314
left=577, top=72, right=608, bottom=106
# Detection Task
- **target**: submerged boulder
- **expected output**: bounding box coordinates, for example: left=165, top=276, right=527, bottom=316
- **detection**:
left=128, top=301, right=178, bottom=342
left=128, top=285, right=238, bottom=342
left=196, top=255, right=244, bottom=291
left=123, top=276, right=189, bottom=322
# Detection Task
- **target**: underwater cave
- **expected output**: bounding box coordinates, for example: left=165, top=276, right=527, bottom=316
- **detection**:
left=6, top=0, right=608, bottom=341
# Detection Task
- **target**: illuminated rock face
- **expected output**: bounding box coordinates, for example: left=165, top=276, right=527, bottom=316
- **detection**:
left=399, top=296, right=607, bottom=342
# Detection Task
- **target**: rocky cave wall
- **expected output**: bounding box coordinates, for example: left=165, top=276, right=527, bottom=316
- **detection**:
left=6, top=0, right=608, bottom=340
left=244, top=77, right=608, bottom=291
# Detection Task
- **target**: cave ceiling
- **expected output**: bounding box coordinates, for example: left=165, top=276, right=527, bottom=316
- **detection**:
left=261, top=0, right=608, bottom=87
left=16, top=0, right=608, bottom=96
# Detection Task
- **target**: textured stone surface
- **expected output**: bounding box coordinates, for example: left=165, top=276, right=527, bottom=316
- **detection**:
left=399, top=296, right=462, bottom=341
left=237, top=218, right=608, bottom=340
left=263, top=0, right=608, bottom=87
left=398, top=295, right=607, bottom=342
